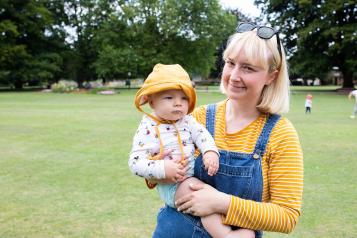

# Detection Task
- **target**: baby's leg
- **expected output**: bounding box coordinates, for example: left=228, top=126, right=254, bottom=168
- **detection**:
left=175, top=177, right=201, bottom=201
left=225, top=229, right=256, bottom=238
left=175, top=177, right=232, bottom=238
left=201, top=214, right=232, bottom=238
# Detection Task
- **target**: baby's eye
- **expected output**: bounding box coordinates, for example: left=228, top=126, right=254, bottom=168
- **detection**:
left=182, top=96, right=188, bottom=101
left=164, top=96, right=173, bottom=99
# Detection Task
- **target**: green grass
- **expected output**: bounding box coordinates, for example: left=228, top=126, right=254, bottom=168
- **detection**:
left=0, top=90, right=356, bottom=237
left=290, top=85, right=340, bottom=91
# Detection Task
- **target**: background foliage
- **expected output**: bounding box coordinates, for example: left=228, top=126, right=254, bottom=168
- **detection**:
left=0, top=0, right=356, bottom=89
left=256, top=0, right=356, bottom=87
left=0, top=0, right=236, bottom=89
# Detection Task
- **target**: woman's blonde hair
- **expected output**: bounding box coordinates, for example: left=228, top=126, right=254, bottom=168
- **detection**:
left=220, top=30, right=290, bottom=114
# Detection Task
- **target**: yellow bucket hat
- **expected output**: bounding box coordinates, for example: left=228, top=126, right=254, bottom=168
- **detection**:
left=135, top=63, right=196, bottom=115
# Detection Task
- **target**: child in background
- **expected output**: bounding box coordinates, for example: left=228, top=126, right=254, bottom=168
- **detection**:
left=129, top=63, right=254, bottom=238
left=348, top=89, right=357, bottom=119
left=305, top=93, right=313, bottom=114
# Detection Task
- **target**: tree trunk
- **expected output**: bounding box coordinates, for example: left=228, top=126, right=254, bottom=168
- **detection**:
left=14, top=79, right=23, bottom=90
left=336, top=68, right=355, bottom=93
left=341, top=69, right=354, bottom=89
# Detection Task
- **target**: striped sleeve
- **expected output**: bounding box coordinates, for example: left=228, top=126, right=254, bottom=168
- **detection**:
left=191, top=105, right=207, bottom=127
left=187, top=115, right=218, bottom=155
left=222, top=118, right=303, bottom=233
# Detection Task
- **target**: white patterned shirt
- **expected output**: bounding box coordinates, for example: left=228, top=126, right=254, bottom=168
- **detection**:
left=128, top=114, right=218, bottom=179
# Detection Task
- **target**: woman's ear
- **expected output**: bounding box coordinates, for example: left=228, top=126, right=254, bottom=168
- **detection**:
left=266, top=70, right=278, bottom=85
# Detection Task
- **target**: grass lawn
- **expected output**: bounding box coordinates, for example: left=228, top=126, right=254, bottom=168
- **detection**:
left=0, top=89, right=356, bottom=237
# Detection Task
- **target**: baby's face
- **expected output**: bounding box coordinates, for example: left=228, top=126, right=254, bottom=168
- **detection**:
left=149, top=89, right=189, bottom=121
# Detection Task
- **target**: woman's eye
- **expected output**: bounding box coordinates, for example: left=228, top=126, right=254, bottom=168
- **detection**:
left=227, top=61, right=235, bottom=66
left=242, top=65, right=254, bottom=72
left=224, top=59, right=235, bottom=66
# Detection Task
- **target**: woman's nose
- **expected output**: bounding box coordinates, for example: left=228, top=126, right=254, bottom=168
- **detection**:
left=230, top=66, right=241, bottom=81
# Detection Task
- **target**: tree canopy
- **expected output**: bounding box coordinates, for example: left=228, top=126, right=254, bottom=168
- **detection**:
left=0, top=0, right=237, bottom=89
left=0, top=0, right=65, bottom=89
left=256, top=0, right=356, bottom=88
left=4, top=0, right=354, bottom=90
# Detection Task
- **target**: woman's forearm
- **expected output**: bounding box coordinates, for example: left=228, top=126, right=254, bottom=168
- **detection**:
left=215, top=191, right=231, bottom=215
left=222, top=197, right=300, bottom=233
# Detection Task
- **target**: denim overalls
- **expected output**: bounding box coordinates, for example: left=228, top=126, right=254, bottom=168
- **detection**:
left=153, top=104, right=281, bottom=238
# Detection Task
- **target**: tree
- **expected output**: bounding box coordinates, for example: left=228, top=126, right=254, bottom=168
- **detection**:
left=1, top=0, right=238, bottom=88
left=63, top=0, right=119, bottom=86
left=93, top=0, right=237, bottom=80
left=0, top=0, right=65, bottom=89
left=256, top=0, right=356, bottom=88
left=92, top=6, right=137, bottom=81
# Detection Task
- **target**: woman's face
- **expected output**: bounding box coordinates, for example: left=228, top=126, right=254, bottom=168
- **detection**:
left=221, top=50, right=276, bottom=105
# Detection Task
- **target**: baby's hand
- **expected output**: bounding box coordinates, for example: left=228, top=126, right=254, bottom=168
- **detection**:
left=164, top=157, right=188, bottom=183
left=203, top=151, right=219, bottom=176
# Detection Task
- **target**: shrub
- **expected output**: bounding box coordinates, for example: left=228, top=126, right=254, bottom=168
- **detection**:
left=51, top=80, right=78, bottom=93
left=88, top=87, right=111, bottom=94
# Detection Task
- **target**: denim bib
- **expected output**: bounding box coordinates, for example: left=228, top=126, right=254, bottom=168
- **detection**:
left=153, top=104, right=281, bottom=238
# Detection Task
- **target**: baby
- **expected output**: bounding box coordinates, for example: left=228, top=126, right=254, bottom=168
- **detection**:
left=129, top=63, right=254, bottom=238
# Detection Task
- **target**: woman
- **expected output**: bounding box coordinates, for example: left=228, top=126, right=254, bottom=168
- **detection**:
left=151, top=22, right=304, bottom=238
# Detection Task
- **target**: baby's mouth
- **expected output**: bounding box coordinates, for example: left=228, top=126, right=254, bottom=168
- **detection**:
left=172, top=110, right=182, bottom=114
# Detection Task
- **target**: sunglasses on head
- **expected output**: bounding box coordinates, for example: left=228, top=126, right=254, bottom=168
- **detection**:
left=236, top=22, right=282, bottom=68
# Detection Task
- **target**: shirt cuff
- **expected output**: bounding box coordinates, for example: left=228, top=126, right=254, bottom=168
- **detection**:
left=202, top=148, right=220, bottom=157
left=222, top=195, right=241, bottom=225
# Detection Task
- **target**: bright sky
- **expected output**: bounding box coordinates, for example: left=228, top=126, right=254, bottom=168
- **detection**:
left=219, top=0, right=261, bottom=18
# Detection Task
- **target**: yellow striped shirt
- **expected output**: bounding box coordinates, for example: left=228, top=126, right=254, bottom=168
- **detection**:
left=192, top=100, right=303, bottom=233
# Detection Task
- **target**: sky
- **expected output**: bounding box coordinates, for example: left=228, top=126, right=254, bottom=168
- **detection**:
left=219, top=0, right=261, bottom=18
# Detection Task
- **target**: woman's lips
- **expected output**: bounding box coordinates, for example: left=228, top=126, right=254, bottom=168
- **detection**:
left=229, top=83, right=246, bottom=90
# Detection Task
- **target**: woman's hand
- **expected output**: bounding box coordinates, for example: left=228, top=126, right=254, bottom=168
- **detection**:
left=175, top=182, right=230, bottom=217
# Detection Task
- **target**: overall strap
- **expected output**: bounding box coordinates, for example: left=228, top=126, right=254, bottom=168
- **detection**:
left=205, top=104, right=217, bottom=138
left=253, top=114, right=281, bottom=158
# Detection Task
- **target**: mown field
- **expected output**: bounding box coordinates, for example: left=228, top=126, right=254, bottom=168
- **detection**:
left=0, top=88, right=356, bottom=237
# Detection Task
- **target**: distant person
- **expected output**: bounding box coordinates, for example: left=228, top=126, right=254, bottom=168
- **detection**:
left=125, top=79, right=131, bottom=89
left=129, top=63, right=255, bottom=238
left=305, top=93, right=313, bottom=114
left=348, top=89, right=357, bottom=119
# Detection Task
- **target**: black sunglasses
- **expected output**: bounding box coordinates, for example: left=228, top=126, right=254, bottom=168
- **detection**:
left=236, top=22, right=282, bottom=68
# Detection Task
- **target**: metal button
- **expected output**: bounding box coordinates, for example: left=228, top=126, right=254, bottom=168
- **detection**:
left=253, top=153, right=260, bottom=159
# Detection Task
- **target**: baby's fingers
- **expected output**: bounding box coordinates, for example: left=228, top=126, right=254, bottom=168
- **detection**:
left=177, top=175, right=188, bottom=183
left=208, top=163, right=218, bottom=176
